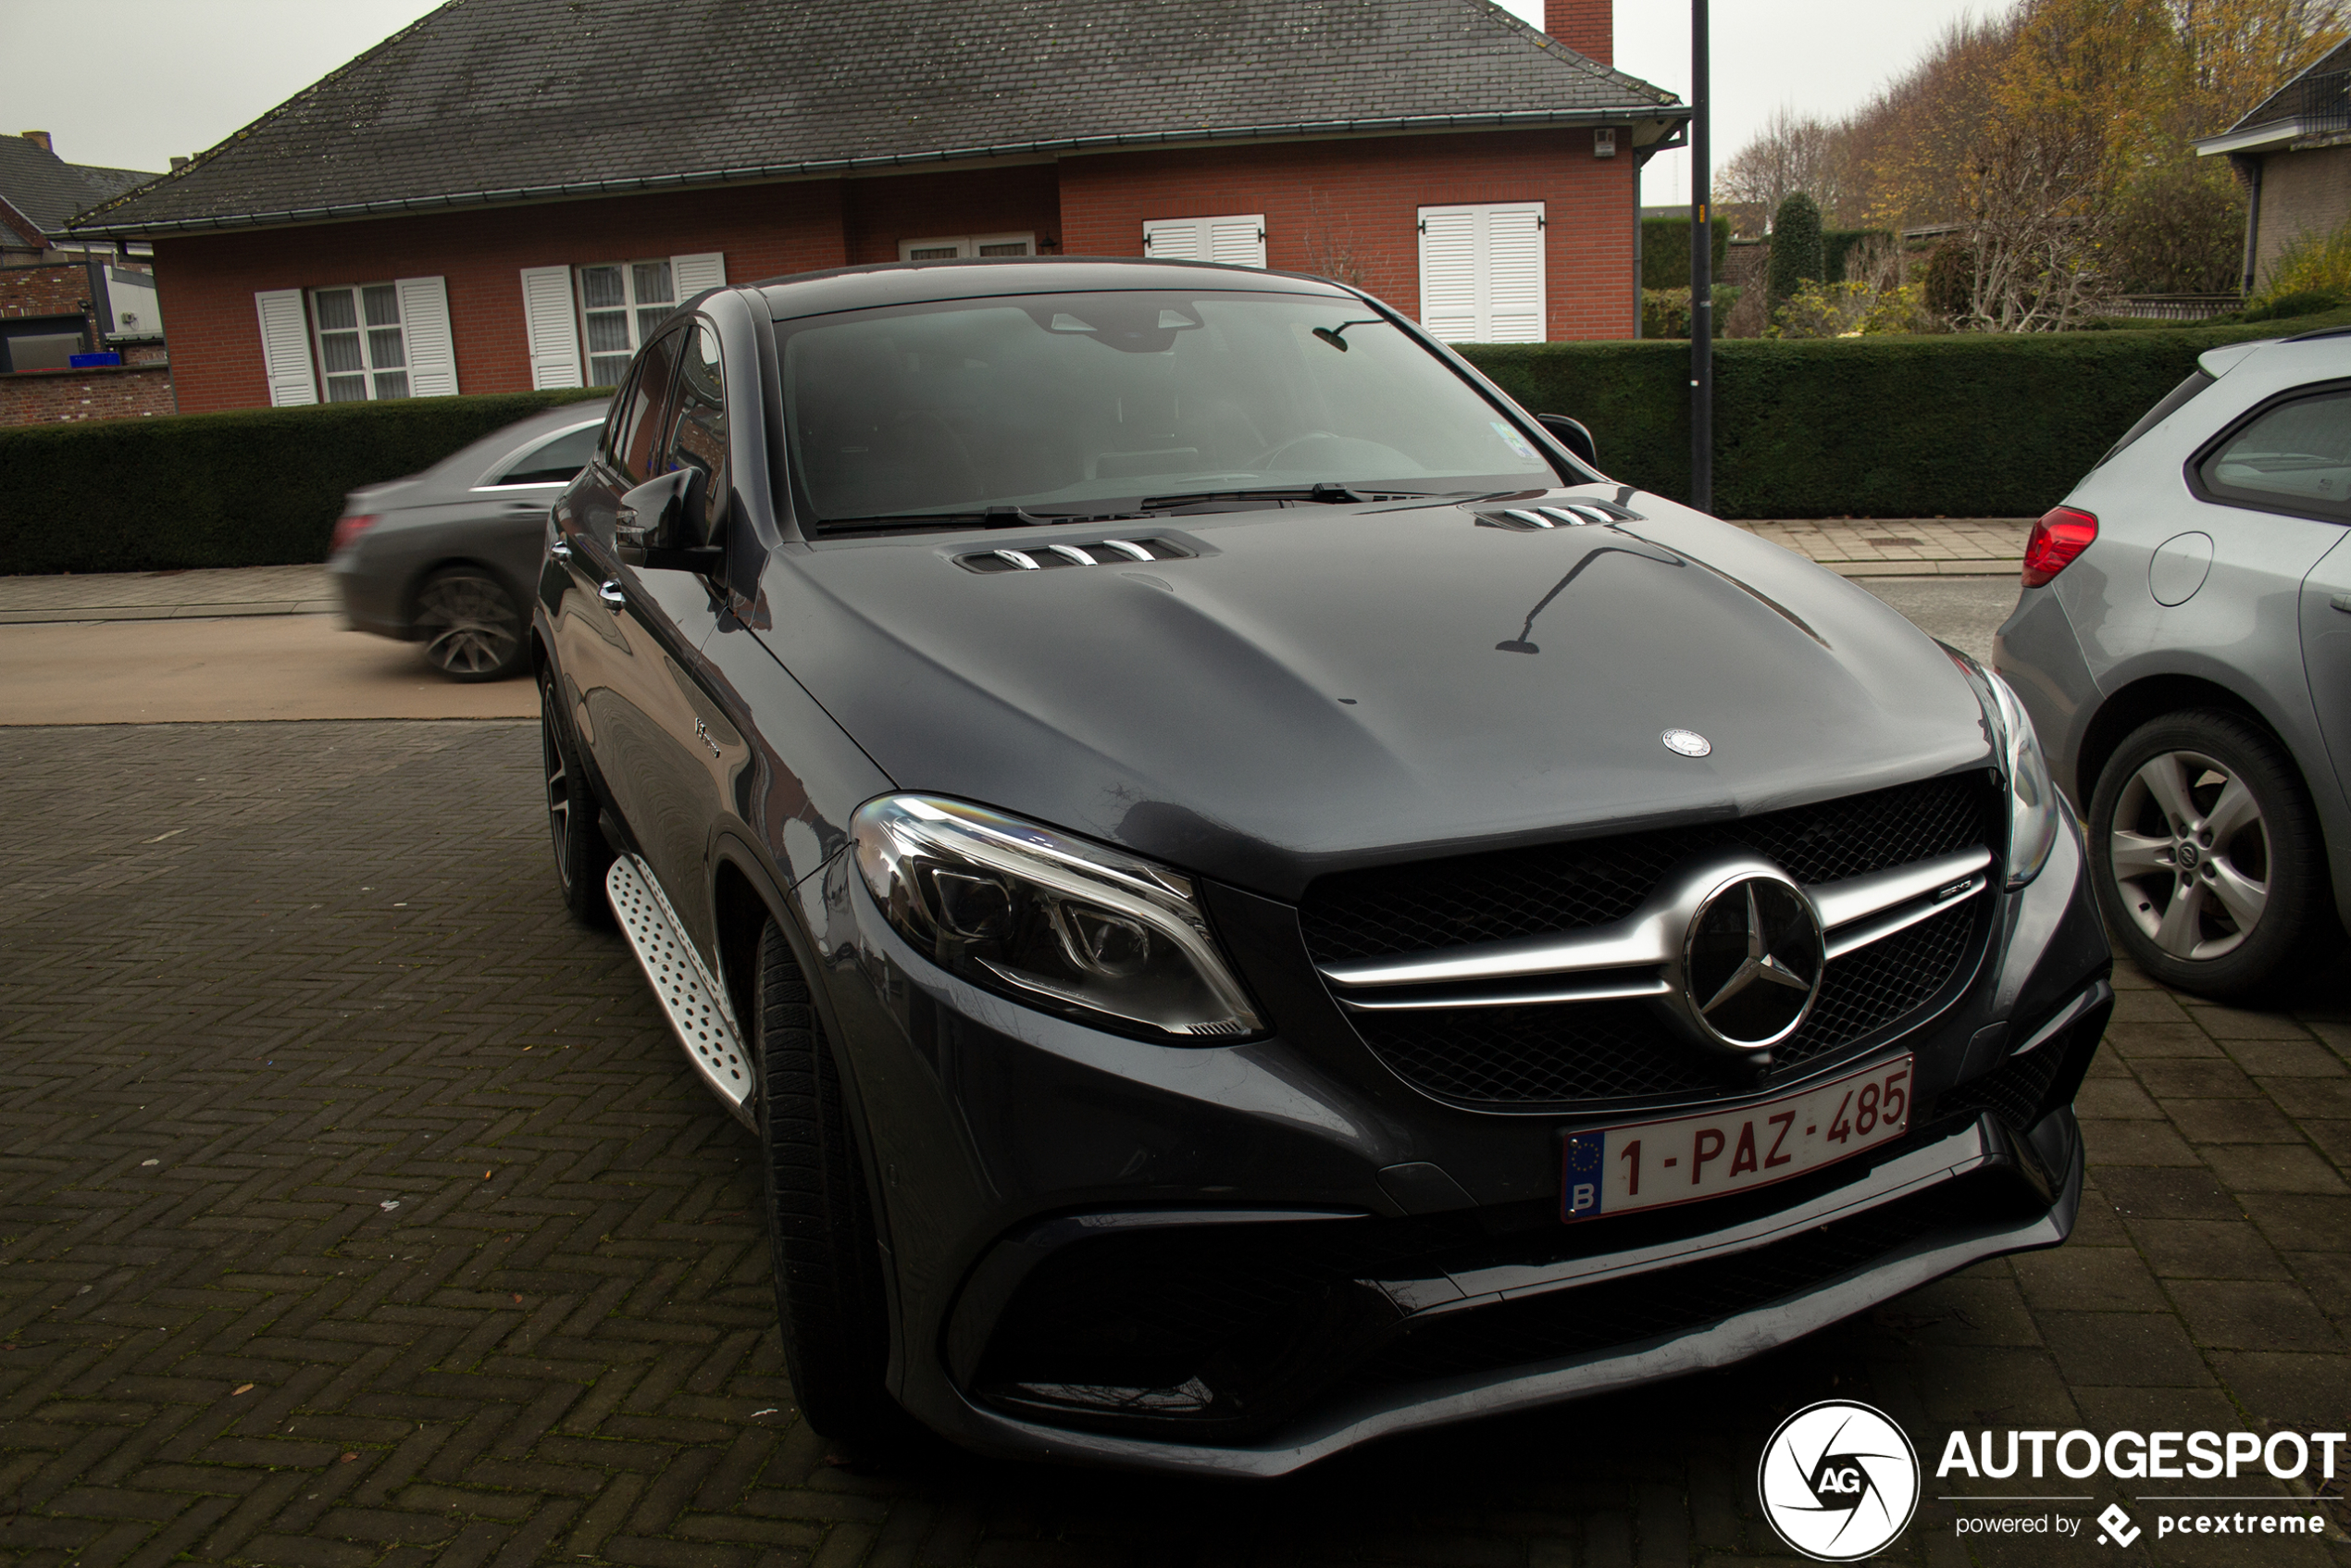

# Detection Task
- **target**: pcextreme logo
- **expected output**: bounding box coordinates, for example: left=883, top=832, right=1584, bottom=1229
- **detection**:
left=1758, top=1400, right=1922, bottom=1562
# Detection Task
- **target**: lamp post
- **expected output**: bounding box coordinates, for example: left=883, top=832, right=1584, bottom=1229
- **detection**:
left=1689, top=0, right=1712, bottom=515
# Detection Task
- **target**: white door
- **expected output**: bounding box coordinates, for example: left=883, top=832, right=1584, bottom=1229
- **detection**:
left=1417, top=202, right=1547, bottom=342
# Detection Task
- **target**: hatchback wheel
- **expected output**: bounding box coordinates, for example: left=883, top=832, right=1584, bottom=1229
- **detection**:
left=2088, top=710, right=2336, bottom=998
left=541, top=664, right=614, bottom=926
left=414, top=567, right=525, bottom=681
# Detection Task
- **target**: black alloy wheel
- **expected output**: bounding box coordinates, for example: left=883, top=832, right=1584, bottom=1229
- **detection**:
left=414, top=566, right=527, bottom=681
left=540, top=664, right=614, bottom=926
left=2088, top=709, right=2338, bottom=999
left=752, top=917, right=909, bottom=1452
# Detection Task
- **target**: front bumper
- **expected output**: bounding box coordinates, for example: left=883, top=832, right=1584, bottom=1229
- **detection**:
left=807, top=806, right=2111, bottom=1475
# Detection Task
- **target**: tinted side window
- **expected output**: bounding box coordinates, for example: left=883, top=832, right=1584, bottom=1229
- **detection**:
left=662, top=323, right=728, bottom=544
left=2196, top=387, right=2351, bottom=519
left=610, top=330, right=685, bottom=486
left=492, top=423, right=602, bottom=486
left=2097, top=369, right=2213, bottom=468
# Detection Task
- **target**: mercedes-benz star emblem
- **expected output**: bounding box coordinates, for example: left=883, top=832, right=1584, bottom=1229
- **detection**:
left=1683, top=874, right=1823, bottom=1052
left=1661, top=728, right=1711, bottom=757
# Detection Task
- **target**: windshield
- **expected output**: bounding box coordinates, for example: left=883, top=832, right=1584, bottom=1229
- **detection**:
left=775, top=290, right=1559, bottom=529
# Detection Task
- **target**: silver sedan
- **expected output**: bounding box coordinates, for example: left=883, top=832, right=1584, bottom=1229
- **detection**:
left=327, top=400, right=608, bottom=680
left=1995, top=329, right=2351, bottom=998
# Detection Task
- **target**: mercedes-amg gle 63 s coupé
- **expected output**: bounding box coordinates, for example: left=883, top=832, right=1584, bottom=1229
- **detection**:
left=533, top=257, right=2111, bottom=1475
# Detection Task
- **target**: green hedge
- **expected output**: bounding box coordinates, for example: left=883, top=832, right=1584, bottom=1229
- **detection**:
left=1641, top=217, right=1731, bottom=290
left=1459, top=307, right=2351, bottom=518
left=0, top=389, right=607, bottom=576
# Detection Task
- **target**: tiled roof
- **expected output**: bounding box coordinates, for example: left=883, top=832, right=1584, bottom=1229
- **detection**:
left=0, top=135, right=158, bottom=239
left=2225, top=37, right=2351, bottom=135
left=75, top=0, right=1682, bottom=236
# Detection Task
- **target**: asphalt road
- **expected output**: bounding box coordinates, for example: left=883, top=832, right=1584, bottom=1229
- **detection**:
left=0, top=577, right=2022, bottom=727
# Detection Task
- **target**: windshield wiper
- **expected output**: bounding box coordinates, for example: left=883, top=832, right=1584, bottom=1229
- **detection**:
left=820, top=504, right=1149, bottom=532
left=1138, top=483, right=1450, bottom=511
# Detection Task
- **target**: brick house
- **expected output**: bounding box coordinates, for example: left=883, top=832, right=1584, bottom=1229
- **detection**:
left=2196, top=40, right=2351, bottom=291
left=68, top=0, right=1685, bottom=417
left=1, top=131, right=176, bottom=424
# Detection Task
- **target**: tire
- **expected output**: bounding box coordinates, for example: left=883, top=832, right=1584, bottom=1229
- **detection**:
left=413, top=566, right=527, bottom=681
left=540, top=663, right=615, bottom=927
left=2087, top=709, right=2338, bottom=1000
left=753, top=917, right=906, bottom=1450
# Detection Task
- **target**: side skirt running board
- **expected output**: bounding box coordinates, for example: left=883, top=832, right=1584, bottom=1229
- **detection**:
left=606, top=855, right=754, bottom=1126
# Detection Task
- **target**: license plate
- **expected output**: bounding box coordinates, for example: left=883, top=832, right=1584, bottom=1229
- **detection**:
left=1561, top=1056, right=1912, bottom=1221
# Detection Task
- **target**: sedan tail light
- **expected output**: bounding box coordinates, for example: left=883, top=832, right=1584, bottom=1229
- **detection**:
left=2021, top=506, right=2096, bottom=588
left=330, top=514, right=377, bottom=555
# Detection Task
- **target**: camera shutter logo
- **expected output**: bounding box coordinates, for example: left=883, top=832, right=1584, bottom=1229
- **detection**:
left=2096, top=1503, right=2140, bottom=1547
left=1757, top=1400, right=1921, bottom=1561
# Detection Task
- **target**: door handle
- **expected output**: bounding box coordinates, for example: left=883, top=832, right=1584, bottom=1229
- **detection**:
left=598, top=580, right=626, bottom=612
left=550, top=540, right=573, bottom=563
left=2332, top=592, right=2351, bottom=614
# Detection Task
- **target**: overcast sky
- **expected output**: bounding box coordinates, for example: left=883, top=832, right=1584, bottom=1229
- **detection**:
left=4, top=0, right=1988, bottom=205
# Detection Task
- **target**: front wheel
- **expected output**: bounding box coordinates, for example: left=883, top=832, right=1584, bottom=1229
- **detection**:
left=2087, top=709, right=2337, bottom=999
left=540, top=664, right=614, bottom=926
left=753, top=918, right=906, bottom=1450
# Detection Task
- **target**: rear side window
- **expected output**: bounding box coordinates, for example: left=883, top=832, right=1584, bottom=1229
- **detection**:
left=490, top=423, right=601, bottom=487
left=2195, top=386, right=2351, bottom=519
left=2096, top=369, right=2214, bottom=468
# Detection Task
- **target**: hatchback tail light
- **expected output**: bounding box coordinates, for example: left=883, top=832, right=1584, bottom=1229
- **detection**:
left=2021, top=506, right=2096, bottom=588
left=330, top=514, right=377, bottom=555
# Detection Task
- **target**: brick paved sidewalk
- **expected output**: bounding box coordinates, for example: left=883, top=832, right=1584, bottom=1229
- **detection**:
left=2, top=722, right=2344, bottom=1567
left=0, top=566, right=336, bottom=626
left=1734, top=519, right=2033, bottom=578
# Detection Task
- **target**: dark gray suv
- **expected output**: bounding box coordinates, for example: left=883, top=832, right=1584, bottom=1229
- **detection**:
left=535, top=257, right=2110, bottom=1475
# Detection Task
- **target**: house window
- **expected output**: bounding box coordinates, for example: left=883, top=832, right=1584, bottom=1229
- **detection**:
left=898, top=233, right=1035, bottom=260
left=578, top=260, right=677, bottom=387
left=1417, top=202, right=1547, bottom=343
left=1143, top=215, right=1267, bottom=268
left=312, top=284, right=410, bottom=401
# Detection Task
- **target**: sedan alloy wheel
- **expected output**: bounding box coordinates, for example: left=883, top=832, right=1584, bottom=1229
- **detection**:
left=415, top=567, right=525, bottom=680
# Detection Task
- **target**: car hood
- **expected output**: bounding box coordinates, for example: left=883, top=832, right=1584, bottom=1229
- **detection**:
left=752, top=493, right=1996, bottom=900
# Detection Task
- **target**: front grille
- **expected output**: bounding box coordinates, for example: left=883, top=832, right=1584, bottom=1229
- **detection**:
left=1350, top=900, right=1978, bottom=1106
left=1300, top=773, right=1996, bottom=964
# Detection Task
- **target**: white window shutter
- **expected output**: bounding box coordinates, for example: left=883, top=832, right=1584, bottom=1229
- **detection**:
left=1207, top=216, right=1267, bottom=268
left=1142, top=218, right=1200, bottom=260
left=255, top=289, right=317, bottom=406
left=671, top=252, right=727, bottom=298
left=395, top=276, right=459, bottom=397
left=520, top=266, right=583, bottom=389
left=1417, top=210, right=1481, bottom=342
left=1484, top=205, right=1547, bottom=343
left=1417, top=203, right=1547, bottom=343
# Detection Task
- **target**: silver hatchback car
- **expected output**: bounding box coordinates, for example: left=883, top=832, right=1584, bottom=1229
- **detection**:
left=1996, top=328, right=2351, bottom=998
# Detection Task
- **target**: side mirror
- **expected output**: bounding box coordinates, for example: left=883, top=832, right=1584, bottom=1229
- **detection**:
left=1536, top=413, right=1598, bottom=468
left=616, top=467, right=722, bottom=572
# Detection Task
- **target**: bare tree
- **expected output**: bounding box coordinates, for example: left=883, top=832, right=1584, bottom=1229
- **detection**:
left=1719, top=106, right=1849, bottom=225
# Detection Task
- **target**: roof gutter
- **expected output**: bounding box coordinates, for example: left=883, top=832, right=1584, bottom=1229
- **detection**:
left=69, top=106, right=1688, bottom=237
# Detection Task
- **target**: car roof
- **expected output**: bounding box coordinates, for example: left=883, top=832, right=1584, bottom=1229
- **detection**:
left=753, top=255, right=1357, bottom=321
left=423, top=398, right=610, bottom=487
left=2198, top=329, right=2351, bottom=381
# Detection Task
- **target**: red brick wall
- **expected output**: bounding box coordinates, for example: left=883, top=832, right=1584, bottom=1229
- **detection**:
left=1545, top=0, right=1612, bottom=65
left=1058, top=131, right=1638, bottom=340
left=842, top=166, right=1063, bottom=264
left=151, top=182, right=852, bottom=414
left=1, top=261, right=93, bottom=321
left=0, top=365, right=175, bottom=425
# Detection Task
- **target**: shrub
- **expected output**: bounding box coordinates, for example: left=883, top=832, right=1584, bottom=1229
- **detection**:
left=2108, top=159, right=2245, bottom=295
left=2257, top=216, right=2351, bottom=306
left=1459, top=305, right=2351, bottom=518
left=0, top=389, right=607, bottom=576
left=1924, top=241, right=1976, bottom=320
left=2242, top=288, right=2340, bottom=323
left=1640, top=217, right=1731, bottom=290
left=1641, top=286, right=1743, bottom=339
left=1768, top=193, right=1825, bottom=306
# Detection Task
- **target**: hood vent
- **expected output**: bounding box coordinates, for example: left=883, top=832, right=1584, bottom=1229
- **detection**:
left=957, top=537, right=1193, bottom=574
left=1474, top=498, right=1644, bottom=531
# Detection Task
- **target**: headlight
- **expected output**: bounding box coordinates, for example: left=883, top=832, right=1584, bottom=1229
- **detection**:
left=851, top=795, right=1264, bottom=1042
left=1960, top=659, right=2061, bottom=888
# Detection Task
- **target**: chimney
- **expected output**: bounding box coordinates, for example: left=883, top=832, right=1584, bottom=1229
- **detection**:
left=170, top=156, right=190, bottom=171
left=1543, top=0, right=1611, bottom=67
left=20, top=130, right=54, bottom=154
